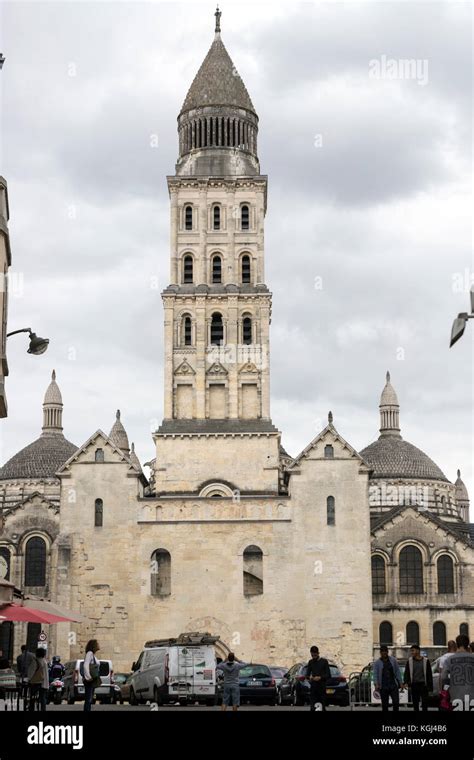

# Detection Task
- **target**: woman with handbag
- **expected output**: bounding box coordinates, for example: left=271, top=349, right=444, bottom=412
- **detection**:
left=83, top=639, right=101, bottom=712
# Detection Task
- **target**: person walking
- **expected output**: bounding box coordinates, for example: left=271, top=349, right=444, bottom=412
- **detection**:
left=403, top=645, right=433, bottom=712
left=83, top=639, right=101, bottom=712
left=28, top=649, right=48, bottom=711
left=16, top=645, right=36, bottom=700
left=216, top=653, right=247, bottom=712
left=374, top=646, right=402, bottom=712
left=306, top=646, right=331, bottom=711
left=441, top=634, right=474, bottom=711
left=439, top=640, right=457, bottom=670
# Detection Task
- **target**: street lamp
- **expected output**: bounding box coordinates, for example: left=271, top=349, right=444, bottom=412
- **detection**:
left=7, top=328, right=50, bottom=355
left=450, top=287, right=474, bottom=348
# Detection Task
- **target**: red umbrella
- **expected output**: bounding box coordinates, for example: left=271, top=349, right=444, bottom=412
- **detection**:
left=0, top=603, right=73, bottom=624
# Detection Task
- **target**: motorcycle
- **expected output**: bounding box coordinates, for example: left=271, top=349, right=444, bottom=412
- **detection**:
left=47, top=678, right=64, bottom=705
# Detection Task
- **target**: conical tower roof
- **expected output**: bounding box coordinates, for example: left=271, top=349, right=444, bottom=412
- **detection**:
left=380, top=371, right=399, bottom=407
left=109, top=410, right=130, bottom=455
left=181, top=33, right=255, bottom=115
left=43, top=369, right=62, bottom=405
left=455, top=469, right=469, bottom=502
left=130, top=442, right=142, bottom=472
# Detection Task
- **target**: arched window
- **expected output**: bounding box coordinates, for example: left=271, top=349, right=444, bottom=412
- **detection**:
left=371, top=555, right=386, bottom=595
left=433, top=621, right=447, bottom=646
left=0, top=546, right=10, bottom=581
left=327, top=496, right=335, bottom=526
left=241, top=254, right=251, bottom=284
left=212, top=255, right=222, bottom=283
left=460, top=623, right=469, bottom=638
left=379, top=621, right=393, bottom=645
left=25, top=537, right=46, bottom=586
left=406, top=621, right=420, bottom=646
left=183, top=315, right=192, bottom=346
left=94, top=499, right=103, bottom=528
left=241, top=204, right=250, bottom=230
left=183, top=254, right=193, bottom=284
left=184, top=204, right=193, bottom=230
left=399, top=545, right=423, bottom=594
left=210, top=312, right=224, bottom=345
left=243, top=545, right=263, bottom=596
left=213, top=205, right=221, bottom=230
left=95, top=448, right=104, bottom=463
left=437, top=555, right=454, bottom=594
left=243, top=316, right=252, bottom=345
left=324, top=444, right=334, bottom=459
left=151, top=549, right=171, bottom=596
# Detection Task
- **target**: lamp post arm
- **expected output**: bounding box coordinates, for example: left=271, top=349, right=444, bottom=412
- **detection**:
left=6, top=328, right=32, bottom=338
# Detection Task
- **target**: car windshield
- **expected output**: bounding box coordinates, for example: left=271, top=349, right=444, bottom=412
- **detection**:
left=329, top=666, right=341, bottom=676
left=240, top=665, right=271, bottom=679
left=297, top=665, right=308, bottom=676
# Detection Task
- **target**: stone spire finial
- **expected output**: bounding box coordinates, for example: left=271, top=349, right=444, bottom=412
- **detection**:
left=116, top=409, right=120, bottom=420
left=42, top=369, right=64, bottom=435
left=215, top=5, right=221, bottom=34
left=328, top=411, right=333, bottom=424
left=457, top=468, right=461, bottom=478
left=379, top=370, right=401, bottom=439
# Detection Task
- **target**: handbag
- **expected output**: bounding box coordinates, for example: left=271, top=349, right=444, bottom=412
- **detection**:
left=86, top=657, right=101, bottom=688
left=439, top=689, right=452, bottom=711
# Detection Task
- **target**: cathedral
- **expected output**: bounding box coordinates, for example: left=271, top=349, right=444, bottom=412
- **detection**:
left=0, top=13, right=472, bottom=676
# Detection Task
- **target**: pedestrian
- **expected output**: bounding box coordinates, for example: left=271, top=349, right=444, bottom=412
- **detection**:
left=441, top=634, right=474, bottom=712
left=0, top=648, right=9, bottom=669
left=306, top=645, right=331, bottom=712
left=403, top=644, right=433, bottom=712
left=83, top=639, right=101, bottom=712
left=16, top=644, right=36, bottom=701
left=28, top=648, right=48, bottom=711
left=439, top=640, right=457, bottom=670
left=470, top=642, right=474, bottom=654
left=373, top=646, right=402, bottom=712
left=48, top=655, right=65, bottom=683
left=216, top=652, right=247, bottom=712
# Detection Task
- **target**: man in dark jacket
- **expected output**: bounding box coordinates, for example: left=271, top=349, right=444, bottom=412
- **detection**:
left=373, top=646, right=402, bottom=712
left=404, top=644, right=433, bottom=712
left=306, top=646, right=331, bottom=711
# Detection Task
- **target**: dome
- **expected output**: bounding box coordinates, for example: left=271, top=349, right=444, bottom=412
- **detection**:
left=43, top=369, right=62, bottom=405
left=360, top=437, right=449, bottom=482
left=109, top=410, right=130, bottom=454
left=0, top=434, right=78, bottom=480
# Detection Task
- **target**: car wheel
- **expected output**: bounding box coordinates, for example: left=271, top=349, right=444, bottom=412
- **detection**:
left=277, top=690, right=283, bottom=706
left=129, top=688, right=138, bottom=706
left=153, top=687, right=163, bottom=706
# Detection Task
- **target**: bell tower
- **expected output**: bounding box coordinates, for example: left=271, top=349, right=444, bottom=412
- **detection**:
left=155, top=9, right=280, bottom=494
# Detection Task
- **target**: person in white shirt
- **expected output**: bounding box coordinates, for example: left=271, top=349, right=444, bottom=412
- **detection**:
left=83, top=639, right=100, bottom=712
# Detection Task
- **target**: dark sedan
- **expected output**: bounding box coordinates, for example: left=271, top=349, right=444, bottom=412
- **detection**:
left=239, top=664, right=277, bottom=705
left=217, top=664, right=277, bottom=705
left=277, top=662, right=349, bottom=706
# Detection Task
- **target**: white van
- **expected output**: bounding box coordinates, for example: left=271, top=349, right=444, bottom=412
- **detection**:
left=129, top=633, right=218, bottom=706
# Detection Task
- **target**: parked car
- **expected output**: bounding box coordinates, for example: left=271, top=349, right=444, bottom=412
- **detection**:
left=130, top=637, right=217, bottom=706
left=217, top=664, right=276, bottom=706
left=277, top=662, right=349, bottom=706
left=113, top=672, right=132, bottom=704
left=63, top=659, right=115, bottom=704
left=269, top=666, right=288, bottom=690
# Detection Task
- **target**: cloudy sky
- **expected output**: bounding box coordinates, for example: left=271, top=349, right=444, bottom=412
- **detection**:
left=0, top=1, right=472, bottom=496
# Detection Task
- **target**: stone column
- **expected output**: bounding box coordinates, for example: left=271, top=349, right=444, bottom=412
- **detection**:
left=169, top=188, right=179, bottom=284
left=163, top=298, right=174, bottom=419
left=195, top=296, right=207, bottom=418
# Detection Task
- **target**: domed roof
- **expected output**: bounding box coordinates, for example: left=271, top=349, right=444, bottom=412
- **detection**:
left=109, top=410, right=130, bottom=454
left=43, top=369, right=62, bottom=405
left=360, top=437, right=449, bottom=482
left=455, top=469, right=469, bottom=502
left=180, top=33, right=255, bottom=115
left=0, top=434, right=78, bottom=480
